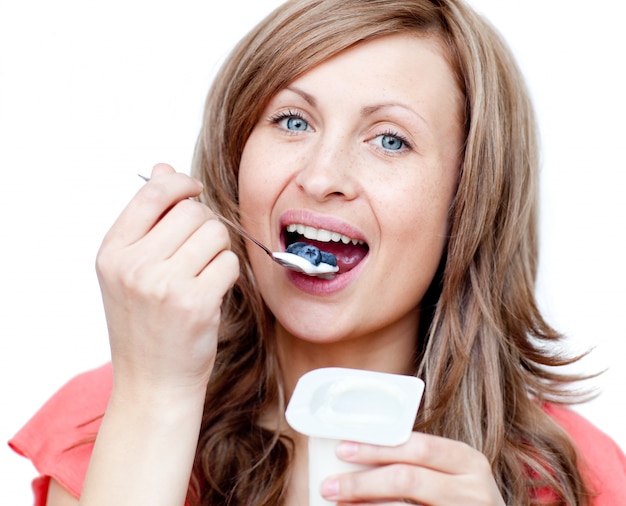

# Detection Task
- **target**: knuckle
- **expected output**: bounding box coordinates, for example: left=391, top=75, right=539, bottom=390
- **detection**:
left=409, top=433, right=433, bottom=463
left=141, top=180, right=170, bottom=203
left=94, top=246, right=112, bottom=278
left=176, top=199, right=206, bottom=221
left=96, top=245, right=132, bottom=287
left=389, top=464, right=417, bottom=492
left=469, top=448, right=492, bottom=474
left=221, top=250, right=241, bottom=280
left=113, top=257, right=167, bottom=302
left=197, top=218, right=231, bottom=248
left=208, top=219, right=232, bottom=245
left=206, top=306, right=223, bottom=328
left=173, top=291, right=204, bottom=316
left=338, top=473, right=359, bottom=498
left=122, top=271, right=159, bottom=302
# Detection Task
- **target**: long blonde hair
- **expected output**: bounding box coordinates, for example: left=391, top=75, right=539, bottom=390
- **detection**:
left=191, top=1, right=592, bottom=504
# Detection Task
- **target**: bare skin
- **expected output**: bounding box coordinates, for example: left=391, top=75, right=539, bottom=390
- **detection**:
left=47, top=480, right=77, bottom=506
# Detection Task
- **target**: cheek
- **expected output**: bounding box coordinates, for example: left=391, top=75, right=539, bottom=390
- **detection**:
left=383, top=169, right=456, bottom=233
left=237, top=160, right=255, bottom=218
left=238, top=137, right=273, bottom=218
left=238, top=132, right=297, bottom=218
left=375, top=203, right=449, bottom=315
left=382, top=167, right=457, bottom=268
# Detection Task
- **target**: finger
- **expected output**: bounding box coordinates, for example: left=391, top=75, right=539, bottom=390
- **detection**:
left=162, top=248, right=240, bottom=326
left=150, top=162, right=177, bottom=178
left=323, top=464, right=441, bottom=505
left=139, top=199, right=216, bottom=261
left=166, top=217, right=233, bottom=278
left=103, top=168, right=204, bottom=248
left=177, top=250, right=239, bottom=330
left=336, top=432, right=487, bottom=475
left=196, top=249, right=240, bottom=299
left=335, top=463, right=501, bottom=505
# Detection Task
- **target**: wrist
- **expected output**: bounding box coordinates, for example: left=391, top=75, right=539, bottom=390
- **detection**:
left=108, top=379, right=207, bottom=424
left=108, top=358, right=212, bottom=411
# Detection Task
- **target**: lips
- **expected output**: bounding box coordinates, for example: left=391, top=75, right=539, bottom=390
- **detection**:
left=282, top=222, right=369, bottom=274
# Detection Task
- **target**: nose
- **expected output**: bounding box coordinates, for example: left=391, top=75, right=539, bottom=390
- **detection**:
left=294, top=137, right=359, bottom=202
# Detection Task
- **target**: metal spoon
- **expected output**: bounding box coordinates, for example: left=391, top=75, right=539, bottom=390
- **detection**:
left=138, top=174, right=338, bottom=278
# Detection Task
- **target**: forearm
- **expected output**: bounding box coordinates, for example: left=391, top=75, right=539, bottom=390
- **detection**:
left=79, top=385, right=205, bottom=506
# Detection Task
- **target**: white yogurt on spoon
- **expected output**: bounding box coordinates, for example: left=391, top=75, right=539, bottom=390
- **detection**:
left=272, top=251, right=339, bottom=278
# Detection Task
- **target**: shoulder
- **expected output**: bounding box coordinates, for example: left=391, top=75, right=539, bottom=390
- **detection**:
left=9, top=363, right=113, bottom=501
left=543, top=403, right=626, bottom=504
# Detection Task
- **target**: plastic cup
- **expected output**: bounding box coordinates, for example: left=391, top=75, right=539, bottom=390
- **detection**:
left=285, top=367, right=425, bottom=506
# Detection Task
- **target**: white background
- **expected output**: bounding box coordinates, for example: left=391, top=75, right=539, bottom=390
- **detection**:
left=1, top=0, right=624, bottom=503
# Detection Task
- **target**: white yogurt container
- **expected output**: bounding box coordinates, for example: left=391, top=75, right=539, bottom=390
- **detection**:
left=285, top=367, right=425, bottom=505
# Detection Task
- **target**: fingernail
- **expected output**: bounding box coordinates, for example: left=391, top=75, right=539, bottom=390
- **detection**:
left=336, top=441, right=359, bottom=459
left=320, top=477, right=339, bottom=499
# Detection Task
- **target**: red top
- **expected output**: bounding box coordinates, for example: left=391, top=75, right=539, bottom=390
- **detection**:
left=9, top=364, right=112, bottom=504
left=9, top=363, right=626, bottom=504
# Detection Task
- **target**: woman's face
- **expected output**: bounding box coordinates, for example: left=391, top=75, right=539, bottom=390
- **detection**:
left=238, top=33, right=464, bottom=345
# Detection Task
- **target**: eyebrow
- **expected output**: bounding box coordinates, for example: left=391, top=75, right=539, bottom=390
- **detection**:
left=285, top=86, right=317, bottom=107
left=285, top=86, right=429, bottom=130
left=361, top=103, right=429, bottom=129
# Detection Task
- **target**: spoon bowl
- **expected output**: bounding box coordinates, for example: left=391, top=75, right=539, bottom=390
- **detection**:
left=271, top=251, right=339, bottom=279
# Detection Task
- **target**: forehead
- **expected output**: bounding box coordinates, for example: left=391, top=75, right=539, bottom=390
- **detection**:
left=279, top=33, right=464, bottom=133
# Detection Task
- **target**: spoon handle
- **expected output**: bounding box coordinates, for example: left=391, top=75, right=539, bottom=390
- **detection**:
left=212, top=212, right=274, bottom=258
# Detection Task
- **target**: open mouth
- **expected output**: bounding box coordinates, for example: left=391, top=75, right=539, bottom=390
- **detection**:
left=282, top=223, right=369, bottom=274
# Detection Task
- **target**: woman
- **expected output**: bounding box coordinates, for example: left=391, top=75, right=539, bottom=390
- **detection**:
left=10, top=0, right=626, bottom=504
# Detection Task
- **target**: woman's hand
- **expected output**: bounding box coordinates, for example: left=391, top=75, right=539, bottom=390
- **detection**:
left=78, top=164, right=238, bottom=505
left=320, top=432, right=505, bottom=505
left=95, top=163, right=240, bottom=400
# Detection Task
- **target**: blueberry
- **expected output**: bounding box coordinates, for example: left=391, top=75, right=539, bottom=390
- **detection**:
left=320, top=251, right=337, bottom=266
left=286, top=242, right=337, bottom=267
left=286, top=242, right=307, bottom=255
left=296, top=244, right=322, bottom=265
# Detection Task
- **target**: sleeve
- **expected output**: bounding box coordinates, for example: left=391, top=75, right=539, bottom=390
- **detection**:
left=544, top=403, right=626, bottom=505
left=8, top=363, right=113, bottom=504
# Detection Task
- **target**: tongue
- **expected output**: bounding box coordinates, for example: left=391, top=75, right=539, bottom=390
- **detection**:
left=299, top=239, right=368, bottom=273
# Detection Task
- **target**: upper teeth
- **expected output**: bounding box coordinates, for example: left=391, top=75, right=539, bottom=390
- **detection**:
left=286, top=223, right=364, bottom=246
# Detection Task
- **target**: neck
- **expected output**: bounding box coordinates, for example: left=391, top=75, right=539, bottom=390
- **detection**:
left=274, top=318, right=419, bottom=399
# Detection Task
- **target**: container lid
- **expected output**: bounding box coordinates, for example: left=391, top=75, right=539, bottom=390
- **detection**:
left=285, top=367, right=424, bottom=446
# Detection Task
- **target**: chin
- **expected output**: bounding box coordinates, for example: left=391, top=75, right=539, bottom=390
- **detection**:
left=274, top=314, right=358, bottom=346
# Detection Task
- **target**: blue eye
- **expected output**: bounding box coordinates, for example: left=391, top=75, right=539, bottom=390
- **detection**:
left=371, top=131, right=411, bottom=153
left=381, top=135, right=404, bottom=151
left=271, top=110, right=311, bottom=132
left=284, top=116, right=309, bottom=131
